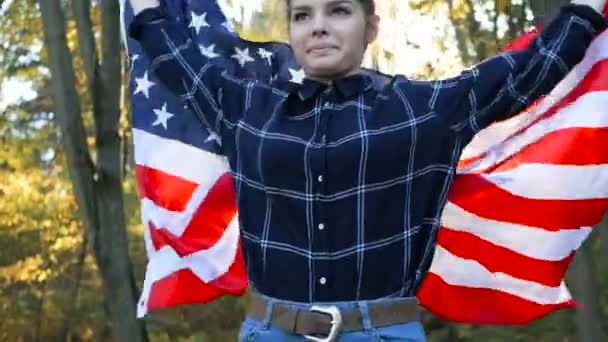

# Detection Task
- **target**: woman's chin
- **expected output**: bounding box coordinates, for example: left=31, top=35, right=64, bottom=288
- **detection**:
left=306, top=62, right=351, bottom=80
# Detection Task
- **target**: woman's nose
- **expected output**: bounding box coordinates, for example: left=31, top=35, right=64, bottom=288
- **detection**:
left=311, top=15, right=328, bottom=37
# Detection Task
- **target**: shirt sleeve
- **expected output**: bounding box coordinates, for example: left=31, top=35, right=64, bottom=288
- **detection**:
left=440, top=4, right=608, bottom=137
left=129, top=6, right=250, bottom=138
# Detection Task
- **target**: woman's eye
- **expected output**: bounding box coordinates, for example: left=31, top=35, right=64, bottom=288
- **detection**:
left=293, top=12, right=308, bottom=22
left=332, top=7, right=351, bottom=15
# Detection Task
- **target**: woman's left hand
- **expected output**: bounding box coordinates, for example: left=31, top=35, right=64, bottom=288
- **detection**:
left=571, top=0, right=607, bottom=13
left=130, top=0, right=161, bottom=15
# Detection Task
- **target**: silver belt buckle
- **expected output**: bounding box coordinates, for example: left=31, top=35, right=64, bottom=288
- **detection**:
left=304, top=305, right=343, bottom=342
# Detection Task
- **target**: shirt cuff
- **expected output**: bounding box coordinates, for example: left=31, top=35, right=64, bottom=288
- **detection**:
left=562, top=4, right=608, bottom=33
left=128, top=5, right=167, bottom=41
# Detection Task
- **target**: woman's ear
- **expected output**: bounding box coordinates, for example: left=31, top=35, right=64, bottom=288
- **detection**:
left=366, top=15, right=380, bottom=44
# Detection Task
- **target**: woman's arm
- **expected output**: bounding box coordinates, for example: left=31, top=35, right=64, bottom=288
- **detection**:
left=440, top=2, right=607, bottom=136
left=128, top=0, right=249, bottom=137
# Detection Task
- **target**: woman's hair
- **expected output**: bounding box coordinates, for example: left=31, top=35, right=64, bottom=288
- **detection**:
left=285, top=0, right=376, bottom=18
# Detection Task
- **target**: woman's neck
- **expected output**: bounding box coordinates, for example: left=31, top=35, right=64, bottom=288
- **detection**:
left=305, top=67, right=363, bottom=85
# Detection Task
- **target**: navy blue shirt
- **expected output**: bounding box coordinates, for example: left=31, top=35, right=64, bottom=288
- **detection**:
left=130, top=4, right=607, bottom=303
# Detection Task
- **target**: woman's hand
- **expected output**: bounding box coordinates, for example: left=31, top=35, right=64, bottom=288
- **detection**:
left=130, top=0, right=161, bottom=15
left=571, top=0, right=607, bottom=13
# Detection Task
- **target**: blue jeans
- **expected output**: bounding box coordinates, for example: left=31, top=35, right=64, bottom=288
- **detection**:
left=238, top=294, right=427, bottom=341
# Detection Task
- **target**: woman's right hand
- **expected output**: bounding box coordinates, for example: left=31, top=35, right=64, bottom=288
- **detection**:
left=130, top=0, right=161, bottom=15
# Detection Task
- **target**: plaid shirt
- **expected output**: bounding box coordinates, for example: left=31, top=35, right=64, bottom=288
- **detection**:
left=130, top=4, right=607, bottom=303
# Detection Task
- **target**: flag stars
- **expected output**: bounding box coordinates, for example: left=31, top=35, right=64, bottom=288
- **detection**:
left=134, top=71, right=155, bottom=98
left=189, top=12, right=210, bottom=35
left=199, top=43, right=221, bottom=59
left=232, top=47, right=255, bottom=67
left=152, top=103, right=175, bottom=130
left=257, top=48, right=273, bottom=65
left=289, top=68, right=306, bottom=84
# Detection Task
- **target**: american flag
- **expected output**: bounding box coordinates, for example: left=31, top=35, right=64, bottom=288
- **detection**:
left=121, top=0, right=608, bottom=323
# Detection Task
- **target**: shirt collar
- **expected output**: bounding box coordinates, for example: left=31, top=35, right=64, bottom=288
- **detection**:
left=296, top=73, right=374, bottom=102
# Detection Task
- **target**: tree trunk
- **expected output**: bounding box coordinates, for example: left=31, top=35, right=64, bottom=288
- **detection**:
left=34, top=279, right=47, bottom=342
left=569, top=238, right=605, bottom=342
left=56, top=232, right=88, bottom=341
left=447, top=0, right=474, bottom=66
left=598, top=213, right=608, bottom=272
left=37, top=0, right=148, bottom=341
left=93, top=1, right=148, bottom=341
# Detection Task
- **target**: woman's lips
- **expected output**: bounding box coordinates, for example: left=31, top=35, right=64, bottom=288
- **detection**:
left=308, top=46, right=337, bottom=55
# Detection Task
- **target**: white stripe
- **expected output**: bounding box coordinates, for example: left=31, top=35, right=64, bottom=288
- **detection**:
left=461, top=30, right=608, bottom=161
left=441, top=202, right=592, bottom=260
left=460, top=91, right=608, bottom=173
left=140, top=183, right=219, bottom=237
left=460, top=102, right=550, bottom=161
left=428, top=246, right=572, bottom=305
left=133, top=128, right=230, bottom=185
left=137, top=213, right=240, bottom=317
left=483, top=163, right=608, bottom=200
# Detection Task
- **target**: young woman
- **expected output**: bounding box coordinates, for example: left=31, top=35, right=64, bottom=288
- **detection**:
left=128, top=0, right=607, bottom=340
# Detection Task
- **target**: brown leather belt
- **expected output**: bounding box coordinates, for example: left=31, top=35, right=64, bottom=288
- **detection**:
left=248, top=292, right=421, bottom=341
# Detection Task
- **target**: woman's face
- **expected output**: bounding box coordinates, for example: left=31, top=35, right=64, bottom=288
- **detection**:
left=288, top=0, right=378, bottom=83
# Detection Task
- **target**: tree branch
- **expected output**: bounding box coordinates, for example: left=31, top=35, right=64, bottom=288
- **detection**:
left=72, top=0, right=99, bottom=89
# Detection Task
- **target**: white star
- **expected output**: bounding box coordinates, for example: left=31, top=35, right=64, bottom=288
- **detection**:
left=152, top=103, right=174, bottom=130
left=189, top=12, right=209, bottom=35
left=231, top=47, right=255, bottom=67
left=134, top=71, right=155, bottom=98
left=199, top=43, right=221, bottom=59
left=257, top=48, right=273, bottom=65
left=289, top=68, right=306, bottom=84
left=204, top=130, right=222, bottom=146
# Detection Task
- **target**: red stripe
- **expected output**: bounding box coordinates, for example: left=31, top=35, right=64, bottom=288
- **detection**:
left=136, top=165, right=197, bottom=212
left=437, top=227, right=574, bottom=287
left=417, top=273, right=574, bottom=325
left=146, top=242, right=248, bottom=312
left=448, top=174, right=608, bottom=231
left=492, top=128, right=608, bottom=172
left=458, top=59, right=608, bottom=171
left=149, top=173, right=237, bottom=256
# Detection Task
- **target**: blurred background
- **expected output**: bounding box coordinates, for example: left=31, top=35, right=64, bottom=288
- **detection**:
left=0, top=0, right=607, bottom=341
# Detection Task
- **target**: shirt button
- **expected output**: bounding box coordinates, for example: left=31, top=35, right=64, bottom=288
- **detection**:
left=324, top=101, right=331, bottom=108
left=318, top=223, right=325, bottom=230
left=317, top=175, right=323, bottom=183
left=319, top=277, right=327, bottom=285
left=321, top=134, right=327, bottom=143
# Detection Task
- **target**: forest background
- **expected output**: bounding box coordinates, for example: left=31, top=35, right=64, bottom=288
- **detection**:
left=1, top=0, right=607, bottom=341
